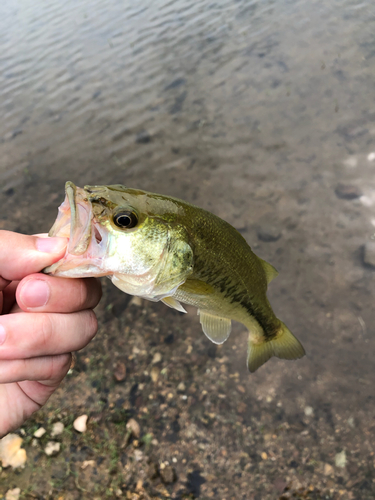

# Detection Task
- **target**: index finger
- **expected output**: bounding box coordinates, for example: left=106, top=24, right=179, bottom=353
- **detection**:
left=0, top=231, right=67, bottom=283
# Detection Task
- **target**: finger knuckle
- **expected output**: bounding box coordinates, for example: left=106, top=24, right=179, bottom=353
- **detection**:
left=38, top=313, right=54, bottom=350
left=84, top=310, right=98, bottom=340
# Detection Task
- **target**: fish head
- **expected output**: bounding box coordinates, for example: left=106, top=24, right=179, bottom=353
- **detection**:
left=44, top=182, right=193, bottom=299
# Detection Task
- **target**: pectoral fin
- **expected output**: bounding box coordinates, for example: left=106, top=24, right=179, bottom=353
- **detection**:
left=179, top=279, right=215, bottom=295
left=162, top=296, right=187, bottom=313
left=198, top=310, right=231, bottom=344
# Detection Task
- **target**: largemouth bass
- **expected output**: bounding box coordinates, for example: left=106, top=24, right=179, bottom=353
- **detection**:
left=44, top=182, right=305, bottom=372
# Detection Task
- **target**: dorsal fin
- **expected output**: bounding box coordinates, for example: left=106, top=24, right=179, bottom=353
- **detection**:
left=258, top=258, right=278, bottom=284
left=198, top=310, right=231, bottom=344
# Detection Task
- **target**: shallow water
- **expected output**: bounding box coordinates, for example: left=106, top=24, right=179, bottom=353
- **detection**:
left=1, top=0, right=375, bottom=497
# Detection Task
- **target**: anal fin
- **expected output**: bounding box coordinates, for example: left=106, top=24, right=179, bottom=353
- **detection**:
left=162, top=296, right=187, bottom=313
left=199, top=310, right=231, bottom=345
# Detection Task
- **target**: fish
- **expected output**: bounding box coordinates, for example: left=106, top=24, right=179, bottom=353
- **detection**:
left=44, top=181, right=305, bottom=372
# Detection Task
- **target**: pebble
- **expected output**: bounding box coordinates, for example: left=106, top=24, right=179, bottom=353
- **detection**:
left=335, top=450, right=347, bottom=468
left=126, top=418, right=141, bottom=438
left=343, top=156, right=358, bottom=168
left=81, top=460, right=95, bottom=469
left=347, top=417, right=355, bottom=428
left=33, top=427, right=46, bottom=438
left=257, top=224, right=281, bottom=242
left=51, top=422, right=64, bottom=437
left=73, top=415, right=88, bottom=433
left=177, top=382, right=186, bottom=392
left=261, top=452, right=268, bottom=460
left=160, top=464, right=176, bottom=484
left=363, top=241, right=375, bottom=268
left=44, top=441, right=61, bottom=457
left=5, top=488, right=21, bottom=500
left=152, top=352, right=162, bottom=364
left=150, top=366, right=160, bottom=382
left=129, top=296, right=143, bottom=307
left=334, top=183, right=362, bottom=200
left=134, top=449, right=143, bottom=461
left=367, top=152, right=375, bottom=162
left=113, top=361, right=127, bottom=382
left=324, top=463, right=333, bottom=476
left=304, top=406, right=314, bottom=416
left=135, top=130, right=152, bottom=144
left=0, top=434, right=27, bottom=469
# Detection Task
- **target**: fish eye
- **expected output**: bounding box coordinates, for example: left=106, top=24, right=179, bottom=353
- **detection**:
left=113, top=210, right=138, bottom=229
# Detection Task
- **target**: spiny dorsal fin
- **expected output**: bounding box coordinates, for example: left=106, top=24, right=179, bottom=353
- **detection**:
left=198, top=310, right=231, bottom=344
left=258, top=258, right=279, bottom=285
left=161, top=296, right=187, bottom=313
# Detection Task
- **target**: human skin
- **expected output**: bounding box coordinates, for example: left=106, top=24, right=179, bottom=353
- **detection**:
left=0, top=231, right=102, bottom=438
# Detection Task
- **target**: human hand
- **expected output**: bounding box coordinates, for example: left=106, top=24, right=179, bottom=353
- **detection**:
left=0, top=231, right=102, bottom=437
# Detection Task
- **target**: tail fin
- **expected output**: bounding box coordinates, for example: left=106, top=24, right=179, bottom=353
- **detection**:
left=247, top=321, right=305, bottom=372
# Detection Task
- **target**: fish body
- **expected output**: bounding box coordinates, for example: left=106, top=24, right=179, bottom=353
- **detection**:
left=45, top=182, right=305, bottom=372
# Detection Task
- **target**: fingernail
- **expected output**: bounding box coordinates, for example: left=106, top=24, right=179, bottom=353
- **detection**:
left=0, top=324, right=6, bottom=345
left=37, top=237, right=67, bottom=253
left=21, top=280, right=50, bottom=308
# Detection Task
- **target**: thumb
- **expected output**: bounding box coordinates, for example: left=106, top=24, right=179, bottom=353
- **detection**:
left=0, top=231, right=67, bottom=282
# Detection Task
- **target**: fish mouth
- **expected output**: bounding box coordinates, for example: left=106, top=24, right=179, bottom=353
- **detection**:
left=48, top=181, right=92, bottom=255
left=44, top=181, right=108, bottom=276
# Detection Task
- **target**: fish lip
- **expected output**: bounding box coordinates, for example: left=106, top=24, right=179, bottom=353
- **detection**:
left=65, top=182, right=93, bottom=256
left=44, top=182, right=109, bottom=276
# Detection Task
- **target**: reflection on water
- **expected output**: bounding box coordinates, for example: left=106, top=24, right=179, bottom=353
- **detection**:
left=1, top=0, right=375, bottom=495
left=1, top=0, right=374, bottom=193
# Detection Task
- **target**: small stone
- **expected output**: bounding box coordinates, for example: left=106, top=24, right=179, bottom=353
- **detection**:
left=304, top=406, right=314, bottom=416
left=177, top=382, right=186, bottom=392
left=347, top=417, right=355, bottom=428
left=334, top=183, right=362, bottom=200
left=5, top=488, right=21, bottom=500
left=367, top=152, right=375, bottom=162
left=51, top=422, right=64, bottom=437
left=324, top=463, right=333, bottom=476
left=343, top=156, right=358, bottom=168
left=33, top=427, right=46, bottom=438
left=257, top=224, right=281, bottom=242
left=237, top=385, right=246, bottom=394
left=135, top=130, right=152, bottom=144
left=363, top=241, right=375, bottom=268
left=152, top=352, right=162, bottom=364
left=44, top=441, right=61, bottom=456
left=0, top=434, right=27, bottom=469
left=81, top=460, right=95, bottom=469
left=335, top=450, right=347, bottom=468
left=73, top=415, right=88, bottom=433
left=129, top=296, right=143, bottom=307
left=160, top=465, right=176, bottom=484
left=134, top=449, right=143, bottom=461
left=113, top=361, right=127, bottom=382
left=126, top=418, right=141, bottom=438
left=150, top=366, right=159, bottom=382
left=261, top=452, right=268, bottom=460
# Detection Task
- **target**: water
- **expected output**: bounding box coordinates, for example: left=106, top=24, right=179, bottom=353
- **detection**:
left=1, top=0, right=375, bottom=496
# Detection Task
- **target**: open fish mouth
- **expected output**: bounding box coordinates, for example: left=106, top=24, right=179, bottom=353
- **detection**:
left=44, top=181, right=109, bottom=276
left=49, top=181, right=93, bottom=255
